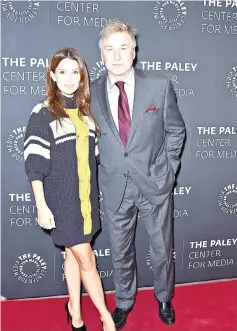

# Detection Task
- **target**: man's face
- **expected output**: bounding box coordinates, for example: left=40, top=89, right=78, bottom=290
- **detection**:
left=100, top=31, right=135, bottom=80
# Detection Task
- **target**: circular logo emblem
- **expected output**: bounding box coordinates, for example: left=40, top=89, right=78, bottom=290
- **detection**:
left=226, top=65, right=237, bottom=98
left=218, top=184, right=237, bottom=214
left=146, top=251, right=153, bottom=271
left=99, top=191, right=103, bottom=203
left=153, top=1, right=187, bottom=31
left=99, top=192, right=107, bottom=222
left=1, top=1, right=40, bottom=24
left=90, top=60, right=106, bottom=82
left=6, top=126, right=26, bottom=162
left=146, top=249, right=176, bottom=271
left=13, top=253, right=47, bottom=284
left=99, top=209, right=106, bottom=222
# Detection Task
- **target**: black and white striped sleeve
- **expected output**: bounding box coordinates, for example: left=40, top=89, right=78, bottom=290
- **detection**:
left=24, top=111, right=51, bottom=182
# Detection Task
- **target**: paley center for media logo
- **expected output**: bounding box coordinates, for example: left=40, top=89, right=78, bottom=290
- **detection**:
left=99, top=191, right=107, bottom=222
left=146, top=249, right=176, bottom=271
left=1, top=0, right=40, bottom=23
left=13, top=253, right=47, bottom=284
left=6, top=126, right=26, bottom=162
left=153, top=0, right=187, bottom=31
left=218, top=184, right=237, bottom=214
left=90, top=60, right=106, bottom=82
left=226, top=65, right=237, bottom=98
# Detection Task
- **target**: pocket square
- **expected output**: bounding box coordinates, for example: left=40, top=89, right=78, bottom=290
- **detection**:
left=146, top=106, right=158, bottom=113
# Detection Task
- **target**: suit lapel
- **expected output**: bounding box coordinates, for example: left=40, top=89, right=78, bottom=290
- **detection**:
left=96, top=75, right=124, bottom=147
left=126, top=69, right=149, bottom=150
left=96, top=69, right=149, bottom=150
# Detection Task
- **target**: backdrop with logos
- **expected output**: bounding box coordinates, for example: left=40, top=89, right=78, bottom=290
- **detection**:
left=1, top=0, right=237, bottom=299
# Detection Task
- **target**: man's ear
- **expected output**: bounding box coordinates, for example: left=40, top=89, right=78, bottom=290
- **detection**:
left=50, top=71, right=56, bottom=82
left=133, top=48, right=136, bottom=60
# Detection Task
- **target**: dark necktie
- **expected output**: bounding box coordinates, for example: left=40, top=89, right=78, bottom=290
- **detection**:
left=115, top=81, right=131, bottom=147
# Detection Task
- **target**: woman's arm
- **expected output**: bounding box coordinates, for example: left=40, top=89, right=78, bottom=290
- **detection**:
left=24, top=107, right=55, bottom=230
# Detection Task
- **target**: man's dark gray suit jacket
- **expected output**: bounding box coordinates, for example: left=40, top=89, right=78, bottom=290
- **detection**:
left=90, top=68, right=185, bottom=211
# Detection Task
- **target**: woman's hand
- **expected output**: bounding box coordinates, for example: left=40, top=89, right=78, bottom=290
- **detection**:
left=31, top=180, right=56, bottom=230
left=37, top=204, right=56, bottom=230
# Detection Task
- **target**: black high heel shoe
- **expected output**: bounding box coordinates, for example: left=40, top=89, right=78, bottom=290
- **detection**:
left=65, top=301, right=87, bottom=331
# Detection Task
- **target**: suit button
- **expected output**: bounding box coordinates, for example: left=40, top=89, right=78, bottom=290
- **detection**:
left=124, top=152, right=128, bottom=157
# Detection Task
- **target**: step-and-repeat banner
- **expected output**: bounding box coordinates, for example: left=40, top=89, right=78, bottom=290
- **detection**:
left=1, top=1, right=237, bottom=299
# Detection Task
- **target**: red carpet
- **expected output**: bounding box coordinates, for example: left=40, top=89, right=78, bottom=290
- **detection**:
left=1, top=280, right=237, bottom=331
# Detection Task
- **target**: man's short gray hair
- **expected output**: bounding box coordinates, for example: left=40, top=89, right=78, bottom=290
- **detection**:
left=99, top=18, right=136, bottom=49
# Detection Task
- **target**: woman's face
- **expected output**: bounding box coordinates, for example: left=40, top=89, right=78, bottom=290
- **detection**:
left=50, top=58, right=80, bottom=97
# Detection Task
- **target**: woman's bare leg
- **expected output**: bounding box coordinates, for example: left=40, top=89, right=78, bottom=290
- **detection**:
left=64, top=247, right=84, bottom=327
left=70, top=243, right=115, bottom=331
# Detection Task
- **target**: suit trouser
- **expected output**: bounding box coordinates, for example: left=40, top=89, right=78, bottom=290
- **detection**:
left=103, top=175, right=174, bottom=309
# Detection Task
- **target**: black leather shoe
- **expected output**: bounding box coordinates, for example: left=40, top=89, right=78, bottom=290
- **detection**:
left=112, top=307, right=132, bottom=330
left=158, top=301, right=175, bottom=325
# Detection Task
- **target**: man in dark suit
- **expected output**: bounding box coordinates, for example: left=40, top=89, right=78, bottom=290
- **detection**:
left=91, top=19, right=185, bottom=330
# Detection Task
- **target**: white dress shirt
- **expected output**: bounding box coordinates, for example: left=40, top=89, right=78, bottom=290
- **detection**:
left=107, top=68, right=135, bottom=130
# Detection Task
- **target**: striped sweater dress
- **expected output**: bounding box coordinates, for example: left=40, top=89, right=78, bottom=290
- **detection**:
left=24, top=96, right=100, bottom=247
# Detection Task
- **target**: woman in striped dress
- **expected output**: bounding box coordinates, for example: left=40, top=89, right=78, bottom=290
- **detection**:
left=24, top=48, right=115, bottom=331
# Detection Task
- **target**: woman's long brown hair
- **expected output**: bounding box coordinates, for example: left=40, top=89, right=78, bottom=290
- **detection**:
left=46, top=47, right=99, bottom=132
